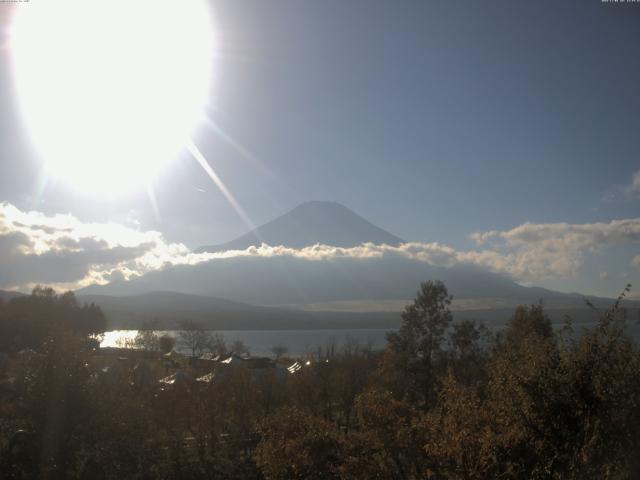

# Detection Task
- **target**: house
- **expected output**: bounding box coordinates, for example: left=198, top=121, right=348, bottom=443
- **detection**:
left=158, top=371, right=193, bottom=390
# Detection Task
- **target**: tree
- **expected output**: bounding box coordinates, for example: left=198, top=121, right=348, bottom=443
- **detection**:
left=18, top=330, right=96, bottom=478
left=133, top=328, right=159, bottom=352
left=422, top=372, right=498, bottom=479
left=351, top=389, right=428, bottom=478
left=450, top=320, right=490, bottom=357
left=158, top=334, right=176, bottom=354
left=483, top=287, right=640, bottom=478
left=230, top=339, right=250, bottom=356
left=501, top=302, right=552, bottom=347
left=0, top=287, right=106, bottom=351
left=178, top=320, right=213, bottom=358
left=211, top=332, right=228, bottom=356
left=270, top=345, right=287, bottom=360
left=383, top=280, right=453, bottom=407
left=448, top=320, right=493, bottom=385
left=256, top=407, right=345, bottom=480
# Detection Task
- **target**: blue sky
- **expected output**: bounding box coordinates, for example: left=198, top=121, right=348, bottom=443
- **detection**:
left=0, top=0, right=639, bottom=297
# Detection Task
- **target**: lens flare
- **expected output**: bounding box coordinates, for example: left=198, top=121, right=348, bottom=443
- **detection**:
left=10, top=0, right=214, bottom=194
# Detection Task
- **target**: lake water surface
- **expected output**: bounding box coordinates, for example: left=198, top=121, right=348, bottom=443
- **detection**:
left=101, top=329, right=394, bottom=357
left=101, top=320, right=640, bottom=358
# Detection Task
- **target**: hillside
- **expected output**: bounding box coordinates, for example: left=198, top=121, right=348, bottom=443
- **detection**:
left=78, top=256, right=636, bottom=314
left=77, top=291, right=402, bottom=330
left=0, top=289, right=25, bottom=303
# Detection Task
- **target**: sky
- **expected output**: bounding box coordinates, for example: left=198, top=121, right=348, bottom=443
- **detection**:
left=0, top=0, right=639, bottom=298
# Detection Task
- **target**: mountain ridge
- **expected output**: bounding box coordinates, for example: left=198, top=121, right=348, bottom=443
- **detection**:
left=77, top=290, right=402, bottom=330
left=0, top=289, right=26, bottom=302
left=76, top=290, right=639, bottom=331
left=197, top=201, right=404, bottom=252
left=76, top=201, right=639, bottom=326
left=78, top=255, right=635, bottom=309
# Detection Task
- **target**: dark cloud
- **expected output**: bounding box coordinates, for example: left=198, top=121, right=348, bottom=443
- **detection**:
left=54, top=236, right=110, bottom=251
left=0, top=230, right=33, bottom=259
left=0, top=239, right=155, bottom=287
left=0, top=203, right=169, bottom=289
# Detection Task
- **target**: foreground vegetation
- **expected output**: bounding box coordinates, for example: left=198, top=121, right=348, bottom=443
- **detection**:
left=0, top=282, right=639, bottom=479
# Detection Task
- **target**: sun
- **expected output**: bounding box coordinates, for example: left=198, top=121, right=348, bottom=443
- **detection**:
left=10, top=0, right=214, bottom=194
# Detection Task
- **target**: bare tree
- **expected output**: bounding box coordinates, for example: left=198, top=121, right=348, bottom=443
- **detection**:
left=212, top=332, right=228, bottom=356
left=134, top=329, right=159, bottom=352
left=270, top=345, right=288, bottom=360
left=230, top=339, right=250, bottom=356
left=178, top=320, right=213, bottom=358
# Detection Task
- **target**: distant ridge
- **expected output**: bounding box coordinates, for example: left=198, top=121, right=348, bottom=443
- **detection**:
left=0, top=289, right=26, bottom=302
left=77, top=291, right=401, bottom=330
left=197, top=201, right=403, bottom=253
left=78, top=200, right=640, bottom=327
left=76, top=290, right=639, bottom=331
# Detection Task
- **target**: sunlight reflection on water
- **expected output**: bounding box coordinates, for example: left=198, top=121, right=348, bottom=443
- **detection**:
left=100, top=329, right=393, bottom=357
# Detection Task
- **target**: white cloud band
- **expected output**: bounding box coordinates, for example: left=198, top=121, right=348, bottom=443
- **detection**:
left=1, top=202, right=639, bottom=291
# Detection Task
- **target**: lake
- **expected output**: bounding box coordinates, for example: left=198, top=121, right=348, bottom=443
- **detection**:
left=101, top=320, right=640, bottom=358
left=101, top=329, right=394, bottom=357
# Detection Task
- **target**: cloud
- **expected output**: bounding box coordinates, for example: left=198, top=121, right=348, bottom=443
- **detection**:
left=599, top=170, right=640, bottom=204
left=1, top=202, right=639, bottom=291
left=0, top=202, right=195, bottom=291
left=624, top=170, right=640, bottom=199
left=470, top=218, right=640, bottom=278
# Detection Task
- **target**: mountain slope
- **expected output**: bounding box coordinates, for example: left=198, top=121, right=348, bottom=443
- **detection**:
left=0, top=289, right=26, bottom=303
left=79, top=254, right=630, bottom=311
left=77, top=291, right=401, bottom=330
left=197, top=201, right=403, bottom=252
left=78, top=201, right=638, bottom=327
left=78, top=287, right=639, bottom=331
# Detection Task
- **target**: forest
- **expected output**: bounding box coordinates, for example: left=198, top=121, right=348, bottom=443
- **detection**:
left=0, top=281, right=639, bottom=479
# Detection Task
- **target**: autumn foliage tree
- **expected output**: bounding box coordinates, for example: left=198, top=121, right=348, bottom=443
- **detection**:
left=382, top=280, right=452, bottom=408
left=0, top=287, right=106, bottom=352
left=3, top=282, right=640, bottom=479
left=256, top=407, right=345, bottom=480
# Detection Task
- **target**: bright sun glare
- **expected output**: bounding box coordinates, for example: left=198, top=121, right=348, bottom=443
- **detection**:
left=10, top=0, right=214, bottom=194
